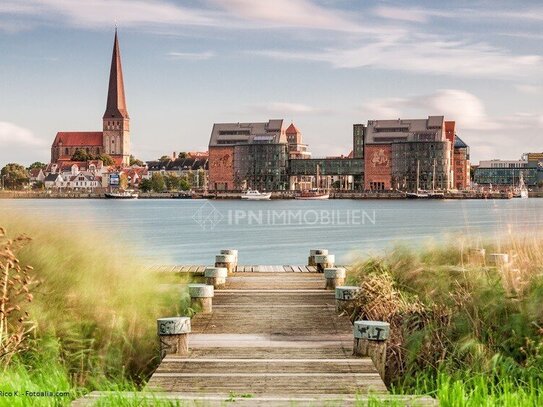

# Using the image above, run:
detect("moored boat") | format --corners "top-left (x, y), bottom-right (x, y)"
top-left (104, 190), bottom-right (138, 199)
top-left (241, 189), bottom-right (271, 200)
top-left (295, 189), bottom-right (329, 200)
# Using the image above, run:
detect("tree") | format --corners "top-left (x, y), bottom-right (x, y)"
top-left (158, 155), bottom-right (171, 163)
top-left (179, 178), bottom-right (191, 191)
top-left (1, 163), bottom-right (29, 190)
top-left (27, 162), bottom-right (46, 170)
top-left (71, 149), bottom-right (92, 162)
top-left (178, 152), bottom-right (188, 159)
top-left (32, 181), bottom-right (45, 190)
top-left (97, 154), bottom-right (115, 166)
top-left (150, 173), bottom-right (166, 192)
top-left (129, 155), bottom-right (144, 167)
top-left (119, 173), bottom-right (129, 190)
top-left (164, 174), bottom-right (180, 191)
top-left (139, 178), bottom-right (152, 192)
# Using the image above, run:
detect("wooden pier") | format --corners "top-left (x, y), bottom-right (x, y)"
top-left (73, 266), bottom-right (436, 406)
top-left (148, 264), bottom-right (350, 274)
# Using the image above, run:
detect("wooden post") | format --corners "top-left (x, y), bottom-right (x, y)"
top-left (204, 267), bottom-right (228, 289)
top-left (215, 254), bottom-right (236, 274)
top-left (308, 249), bottom-right (328, 266)
top-left (157, 317), bottom-right (191, 359)
top-left (220, 249), bottom-right (238, 268)
top-left (314, 254), bottom-right (335, 273)
top-left (324, 267), bottom-right (346, 290)
top-left (488, 253), bottom-right (509, 266)
top-left (353, 320), bottom-right (390, 380)
top-left (468, 248), bottom-right (486, 264)
top-left (335, 286), bottom-right (360, 313)
top-left (188, 284), bottom-right (214, 314)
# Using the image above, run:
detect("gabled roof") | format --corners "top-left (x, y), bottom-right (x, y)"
top-left (44, 174), bottom-right (62, 182)
top-left (53, 132), bottom-right (103, 147)
top-left (285, 123), bottom-right (300, 134)
top-left (454, 135), bottom-right (468, 148)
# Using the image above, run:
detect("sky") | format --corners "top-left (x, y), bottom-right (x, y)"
top-left (1, 0), bottom-right (542, 167)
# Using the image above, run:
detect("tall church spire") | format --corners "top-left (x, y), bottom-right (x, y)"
top-left (103, 28), bottom-right (128, 119)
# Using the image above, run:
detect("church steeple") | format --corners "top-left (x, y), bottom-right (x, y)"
top-left (102, 29), bottom-right (130, 166)
top-left (103, 28), bottom-right (128, 119)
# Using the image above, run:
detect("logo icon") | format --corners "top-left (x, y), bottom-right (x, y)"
top-left (192, 201), bottom-right (223, 231)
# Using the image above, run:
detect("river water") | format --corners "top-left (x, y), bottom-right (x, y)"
top-left (0, 198), bottom-right (540, 264)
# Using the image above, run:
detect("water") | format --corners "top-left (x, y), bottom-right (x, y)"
top-left (0, 198), bottom-right (541, 264)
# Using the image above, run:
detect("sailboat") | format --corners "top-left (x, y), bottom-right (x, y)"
top-left (295, 163), bottom-right (329, 200)
top-left (517, 172), bottom-right (529, 199)
top-left (406, 160), bottom-right (429, 199)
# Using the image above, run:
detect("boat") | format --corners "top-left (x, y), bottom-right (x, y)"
top-left (104, 190), bottom-right (138, 199)
top-left (295, 189), bottom-right (330, 200)
top-left (406, 192), bottom-right (429, 199)
top-left (241, 189), bottom-right (271, 200)
top-left (173, 191), bottom-right (192, 199)
top-left (517, 173), bottom-right (529, 199)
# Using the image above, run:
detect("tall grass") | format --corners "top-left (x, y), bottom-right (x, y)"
top-left (348, 234), bottom-right (543, 404)
top-left (0, 215), bottom-right (190, 405)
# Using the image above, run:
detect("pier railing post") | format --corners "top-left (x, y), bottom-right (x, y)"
top-left (468, 248), bottom-right (486, 265)
top-left (324, 267), bottom-right (346, 290)
top-left (353, 320), bottom-right (390, 380)
top-left (335, 286), bottom-right (360, 313)
top-left (308, 249), bottom-right (328, 266)
top-left (488, 253), bottom-right (510, 266)
top-left (315, 254), bottom-right (335, 273)
top-left (157, 317), bottom-right (191, 359)
top-left (204, 267), bottom-right (228, 289)
top-left (188, 284), bottom-right (214, 313)
top-left (220, 249), bottom-right (238, 268)
top-left (215, 254), bottom-right (236, 274)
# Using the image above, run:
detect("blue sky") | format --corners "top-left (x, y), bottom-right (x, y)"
top-left (1, 0), bottom-right (542, 167)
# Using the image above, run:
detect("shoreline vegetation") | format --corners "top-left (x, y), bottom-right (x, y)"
top-left (1, 217), bottom-right (542, 406)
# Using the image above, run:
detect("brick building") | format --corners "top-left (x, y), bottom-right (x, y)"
top-left (50, 29), bottom-right (131, 167)
top-left (208, 120), bottom-right (289, 191)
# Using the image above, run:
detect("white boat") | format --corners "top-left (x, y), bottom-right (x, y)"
top-left (518, 173), bottom-right (529, 199)
top-left (295, 189), bottom-right (329, 200)
top-left (241, 189), bottom-right (271, 200)
top-left (104, 190), bottom-right (138, 199)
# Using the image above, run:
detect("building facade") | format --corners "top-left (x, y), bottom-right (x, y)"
top-left (208, 120), bottom-right (288, 191)
top-left (51, 30), bottom-right (131, 167)
top-left (474, 159), bottom-right (537, 188)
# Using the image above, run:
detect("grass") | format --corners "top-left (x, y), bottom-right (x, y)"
top-left (348, 234), bottom-right (543, 406)
top-left (0, 216), bottom-right (192, 405)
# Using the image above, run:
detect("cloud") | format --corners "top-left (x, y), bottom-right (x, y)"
top-left (167, 51), bottom-right (215, 61)
top-left (372, 6), bottom-right (449, 23)
top-left (254, 34), bottom-right (543, 79)
top-left (250, 102), bottom-right (332, 116)
top-left (0, 122), bottom-right (45, 147)
top-left (515, 84), bottom-right (543, 95)
top-left (362, 89), bottom-right (498, 131)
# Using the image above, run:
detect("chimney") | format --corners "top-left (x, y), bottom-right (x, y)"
top-left (172, 151), bottom-right (177, 160)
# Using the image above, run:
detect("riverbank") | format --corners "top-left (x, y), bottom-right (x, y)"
top-left (2, 190), bottom-right (541, 199)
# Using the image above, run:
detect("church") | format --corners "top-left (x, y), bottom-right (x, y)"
top-left (51, 30), bottom-right (131, 167)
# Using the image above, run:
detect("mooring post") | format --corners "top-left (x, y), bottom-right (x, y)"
top-left (335, 286), bottom-right (360, 313)
top-left (353, 320), bottom-right (390, 380)
top-left (324, 267), bottom-right (346, 289)
top-left (220, 249), bottom-right (238, 268)
top-left (204, 267), bottom-right (228, 289)
top-left (157, 317), bottom-right (191, 359)
top-left (315, 254), bottom-right (335, 272)
top-left (308, 249), bottom-right (328, 266)
top-left (468, 248), bottom-right (486, 264)
top-left (488, 253), bottom-right (509, 266)
top-left (215, 254), bottom-right (236, 274)
top-left (188, 284), bottom-right (214, 313)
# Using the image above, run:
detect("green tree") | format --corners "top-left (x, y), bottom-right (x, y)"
top-left (178, 152), bottom-right (187, 159)
top-left (139, 178), bottom-right (152, 192)
top-left (27, 162), bottom-right (47, 170)
top-left (97, 154), bottom-right (115, 166)
top-left (1, 163), bottom-right (29, 190)
top-left (150, 173), bottom-right (166, 192)
top-left (129, 155), bottom-right (144, 167)
top-left (179, 178), bottom-right (191, 191)
top-left (164, 174), bottom-right (180, 191)
top-left (32, 181), bottom-right (45, 190)
top-left (158, 155), bottom-right (171, 163)
top-left (71, 149), bottom-right (92, 162)
top-left (119, 173), bottom-right (129, 190)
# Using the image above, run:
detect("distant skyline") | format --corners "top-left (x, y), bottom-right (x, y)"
top-left (1, 0), bottom-right (543, 167)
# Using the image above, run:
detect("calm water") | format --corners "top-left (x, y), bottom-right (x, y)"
top-left (0, 198), bottom-right (541, 264)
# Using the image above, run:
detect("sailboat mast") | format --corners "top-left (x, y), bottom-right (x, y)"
top-left (416, 159), bottom-right (420, 193)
